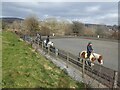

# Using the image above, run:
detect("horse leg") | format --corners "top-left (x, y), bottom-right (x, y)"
top-left (91, 63), bottom-right (94, 66)
top-left (78, 57), bottom-right (80, 61)
top-left (80, 58), bottom-right (83, 63)
top-left (88, 61), bottom-right (91, 67)
top-left (85, 60), bottom-right (88, 66)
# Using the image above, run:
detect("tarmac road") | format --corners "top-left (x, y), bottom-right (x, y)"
top-left (51, 38), bottom-right (118, 71)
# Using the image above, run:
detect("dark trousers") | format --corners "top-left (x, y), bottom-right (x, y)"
top-left (46, 41), bottom-right (49, 46)
top-left (87, 52), bottom-right (91, 58)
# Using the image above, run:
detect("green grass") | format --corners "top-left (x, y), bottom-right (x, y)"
top-left (2, 31), bottom-right (85, 88)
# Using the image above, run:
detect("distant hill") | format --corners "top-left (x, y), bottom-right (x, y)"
top-left (85, 23), bottom-right (118, 31)
top-left (1, 17), bottom-right (24, 24)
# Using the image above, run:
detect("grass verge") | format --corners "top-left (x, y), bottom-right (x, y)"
top-left (2, 31), bottom-right (85, 88)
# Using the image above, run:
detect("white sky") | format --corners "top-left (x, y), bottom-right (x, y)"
top-left (1, 0), bottom-right (120, 2)
top-left (1, 0), bottom-right (119, 25)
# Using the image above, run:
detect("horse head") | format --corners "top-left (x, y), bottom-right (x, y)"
top-left (97, 55), bottom-right (103, 65)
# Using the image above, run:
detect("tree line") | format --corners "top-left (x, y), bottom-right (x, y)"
top-left (1, 15), bottom-right (119, 40)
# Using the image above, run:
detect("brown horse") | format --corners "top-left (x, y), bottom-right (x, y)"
top-left (79, 51), bottom-right (103, 66)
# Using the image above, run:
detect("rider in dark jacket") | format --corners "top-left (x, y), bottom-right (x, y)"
top-left (87, 42), bottom-right (93, 58)
top-left (46, 35), bottom-right (49, 46)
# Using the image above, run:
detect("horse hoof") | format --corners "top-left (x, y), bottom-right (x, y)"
top-left (91, 63), bottom-right (94, 66)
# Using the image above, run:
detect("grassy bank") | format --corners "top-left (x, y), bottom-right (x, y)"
top-left (2, 31), bottom-right (84, 88)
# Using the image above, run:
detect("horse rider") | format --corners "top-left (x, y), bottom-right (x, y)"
top-left (46, 35), bottom-right (49, 46)
top-left (87, 41), bottom-right (93, 59)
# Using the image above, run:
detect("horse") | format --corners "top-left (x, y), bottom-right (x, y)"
top-left (43, 39), bottom-right (54, 48)
top-left (31, 33), bottom-right (42, 45)
top-left (79, 51), bottom-right (103, 67)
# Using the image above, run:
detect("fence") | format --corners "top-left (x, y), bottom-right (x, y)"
top-left (19, 34), bottom-right (119, 88)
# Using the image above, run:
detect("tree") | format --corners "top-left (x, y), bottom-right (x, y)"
top-left (12, 21), bottom-right (21, 31)
top-left (23, 15), bottom-right (40, 36)
top-left (64, 23), bottom-right (73, 35)
top-left (41, 18), bottom-right (72, 36)
top-left (56, 20), bottom-right (72, 36)
top-left (111, 30), bottom-right (118, 39)
top-left (40, 26), bottom-right (50, 36)
top-left (72, 21), bottom-right (85, 36)
top-left (84, 27), bottom-right (96, 37)
top-left (44, 17), bottom-right (58, 35)
top-left (2, 21), bottom-right (8, 30)
top-left (95, 25), bottom-right (107, 38)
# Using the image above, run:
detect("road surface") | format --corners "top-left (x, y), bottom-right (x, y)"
top-left (51, 38), bottom-right (118, 71)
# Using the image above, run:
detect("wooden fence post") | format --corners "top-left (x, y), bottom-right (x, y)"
top-left (55, 48), bottom-right (58, 58)
top-left (66, 52), bottom-right (69, 68)
top-left (82, 58), bottom-right (86, 88)
top-left (37, 40), bottom-right (39, 47)
top-left (48, 46), bottom-right (50, 55)
top-left (42, 42), bottom-right (43, 51)
top-left (82, 58), bottom-right (85, 82)
top-left (113, 71), bottom-right (118, 88)
top-left (67, 52), bottom-right (69, 61)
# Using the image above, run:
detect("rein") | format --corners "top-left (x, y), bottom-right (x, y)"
top-left (91, 53), bottom-right (96, 58)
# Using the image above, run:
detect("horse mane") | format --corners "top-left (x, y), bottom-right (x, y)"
top-left (81, 50), bottom-right (87, 53)
top-left (92, 53), bottom-right (101, 59)
top-left (98, 55), bottom-right (103, 63)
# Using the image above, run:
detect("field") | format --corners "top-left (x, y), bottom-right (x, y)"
top-left (2, 31), bottom-right (84, 88)
top-left (51, 38), bottom-right (118, 71)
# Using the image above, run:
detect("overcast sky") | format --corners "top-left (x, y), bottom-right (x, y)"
top-left (1, 2), bottom-right (118, 25)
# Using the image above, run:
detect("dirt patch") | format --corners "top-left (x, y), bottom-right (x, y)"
top-left (44, 64), bottom-right (52, 70)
